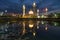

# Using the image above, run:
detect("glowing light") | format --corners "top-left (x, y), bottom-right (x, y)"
top-left (38, 16), bottom-right (40, 18)
top-left (45, 8), bottom-right (48, 12)
top-left (45, 27), bottom-right (48, 31)
top-left (41, 21), bottom-right (44, 24)
top-left (37, 9), bottom-right (40, 18)
top-left (55, 14), bottom-right (57, 16)
top-left (23, 5), bottom-right (25, 9)
top-left (12, 14), bottom-right (16, 16)
top-left (41, 15), bottom-right (44, 18)
top-left (22, 22), bottom-right (26, 35)
top-left (54, 14), bottom-right (57, 18)
top-left (37, 21), bottom-right (40, 29)
top-left (29, 10), bottom-right (34, 14)
top-left (29, 24), bottom-right (34, 28)
top-left (54, 22), bottom-right (57, 26)
top-left (5, 10), bottom-right (7, 12)
top-left (33, 32), bottom-right (36, 36)
top-left (44, 16), bottom-right (47, 18)
top-left (22, 29), bottom-right (25, 35)
top-left (37, 9), bottom-right (39, 12)
top-left (37, 26), bottom-right (39, 29)
top-left (33, 2), bottom-right (36, 7)
top-left (0, 12), bottom-right (4, 16)
top-left (23, 5), bottom-right (26, 16)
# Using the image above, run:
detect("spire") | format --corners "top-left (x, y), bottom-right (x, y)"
top-left (23, 5), bottom-right (26, 16)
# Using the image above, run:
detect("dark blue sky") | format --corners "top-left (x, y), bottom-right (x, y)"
top-left (0, 0), bottom-right (60, 13)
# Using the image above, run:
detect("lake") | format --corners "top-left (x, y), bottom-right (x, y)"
top-left (0, 20), bottom-right (60, 40)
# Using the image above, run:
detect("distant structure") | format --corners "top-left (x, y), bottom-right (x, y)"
top-left (5, 10), bottom-right (7, 13)
top-left (23, 5), bottom-right (26, 17)
top-left (0, 12), bottom-right (4, 16)
top-left (5, 10), bottom-right (7, 14)
top-left (37, 9), bottom-right (40, 18)
top-left (29, 10), bottom-right (34, 15)
top-left (44, 8), bottom-right (48, 15)
top-left (33, 2), bottom-right (37, 15)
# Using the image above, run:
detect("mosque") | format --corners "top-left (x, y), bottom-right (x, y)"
top-left (22, 1), bottom-right (48, 18)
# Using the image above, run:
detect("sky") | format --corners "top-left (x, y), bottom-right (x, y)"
top-left (0, 0), bottom-right (60, 13)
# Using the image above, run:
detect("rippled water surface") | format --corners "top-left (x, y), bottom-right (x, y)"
top-left (0, 20), bottom-right (60, 40)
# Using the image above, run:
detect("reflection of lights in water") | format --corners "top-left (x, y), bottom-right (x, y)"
top-left (29, 24), bottom-right (34, 28)
top-left (41, 21), bottom-right (44, 24)
top-left (7, 22), bottom-right (10, 24)
top-left (23, 29), bottom-right (25, 35)
top-left (5, 29), bottom-right (7, 32)
top-left (45, 27), bottom-right (48, 31)
top-left (22, 22), bottom-right (26, 35)
top-left (37, 26), bottom-right (39, 29)
top-left (54, 22), bottom-right (57, 26)
top-left (5, 24), bottom-right (8, 28)
top-left (45, 25), bottom-right (48, 31)
top-left (12, 24), bottom-right (14, 27)
top-left (33, 32), bottom-right (36, 36)
top-left (37, 21), bottom-right (40, 29)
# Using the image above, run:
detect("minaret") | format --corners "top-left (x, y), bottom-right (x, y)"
top-left (45, 8), bottom-right (48, 15)
top-left (5, 10), bottom-right (7, 15)
top-left (23, 5), bottom-right (25, 17)
top-left (33, 2), bottom-right (36, 15)
top-left (37, 9), bottom-right (40, 18)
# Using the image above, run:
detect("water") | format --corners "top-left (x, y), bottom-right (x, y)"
top-left (0, 20), bottom-right (60, 40)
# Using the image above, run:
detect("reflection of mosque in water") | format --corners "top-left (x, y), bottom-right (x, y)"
top-left (1, 21), bottom-right (58, 40)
